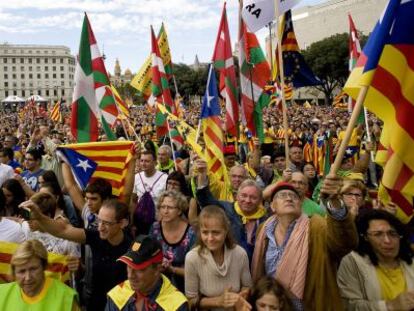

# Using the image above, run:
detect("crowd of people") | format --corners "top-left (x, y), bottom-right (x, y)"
top-left (0, 100), bottom-right (413, 311)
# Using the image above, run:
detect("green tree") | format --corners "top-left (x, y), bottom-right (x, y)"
top-left (302, 32), bottom-right (367, 104)
top-left (172, 63), bottom-right (209, 102)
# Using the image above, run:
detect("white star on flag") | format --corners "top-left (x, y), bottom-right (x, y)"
top-left (76, 159), bottom-right (93, 172)
top-left (345, 148), bottom-right (353, 155)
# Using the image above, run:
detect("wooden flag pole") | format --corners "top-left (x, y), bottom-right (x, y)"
top-left (273, 0), bottom-right (290, 168)
top-left (329, 85), bottom-right (368, 176)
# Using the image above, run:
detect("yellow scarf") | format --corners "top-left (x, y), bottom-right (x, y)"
top-left (234, 202), bottom-right (267, 224)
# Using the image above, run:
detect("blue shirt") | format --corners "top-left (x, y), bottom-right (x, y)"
top-left (21, 168), bottom-right (44, 191)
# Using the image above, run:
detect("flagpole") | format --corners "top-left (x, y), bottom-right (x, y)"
top-left (273, 0), bottom-right (290, 167)
top-left (268, 21), bottom-right (274, 77)
top-left (330, 85), bottom-right (368, 176)
top-left (164, 112), bottom-right (178, 170)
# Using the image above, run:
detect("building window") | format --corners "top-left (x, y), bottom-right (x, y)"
top-left (20, 58), bottom-right (24, 63)
top-left (62, 89), bottom-right (65, 96)
top-left (53, 73), bottom-right (56, 78)
top-left (12, 66), bottom-right (16, 71)
top-left (44, 58), bottom-right (48, 63)
top-left (28, 58), bottom-right (32, 63)
top-left (13, 90), bottom-right (17, 96)
top-left (12, 58), bottom-right (16, 63)
top-left (60, 58), bottom-right (64, 64)
top-left (21, 74), bottom-right (25, 79)
top-left (36, 66), bottom-right (41, 71)
top-left (60, 66), bottom-right (64, 71)
top-left (61, 81), bottom-right (64, 86)
top-left (12, 74), bottom-right (16, 79)
top-left (46, 90), bottom-right (50, 96)
top-left (45, 73), bottom-right (49, 78)
top-left (3, 66), bottom-right (7, 71)
top-left (20, 66), bottom-right (24, 71)
top-left (53, 89), bottom-right (57, 96)
top-left (37, 73), bottom-right (41, 79)
top-left (3, 74), bottom-right (7, 79)
top-left (45, 66), bottom-right (48, 71)
top-left (3, 58), bottom-right (7, 63)
top-left (4, 91), bottom-right (8, 97)
top-left (22, 90), bottom-right (25, 97)
top-left (29, 73), bottom-right (33, 79)
top-left (4, 82), bottom-right (8, 88)
top-left (29, 82), bottom-right (33, 87)
top-left (61, 73), bottom-right (64, 78)
top-left (12, 82), bottom-right (17, 88)
top-left (29, 66), bottom-right (32, 71)
top-left (36, 58), bottom-right (40, 64)
top-left (52, 66), bottom-right (56, 71)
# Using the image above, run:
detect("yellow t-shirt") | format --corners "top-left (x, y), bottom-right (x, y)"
top-left (264, 128), bottom-right (275, 144)
top-left (376, 265), bottom-right (407, 301)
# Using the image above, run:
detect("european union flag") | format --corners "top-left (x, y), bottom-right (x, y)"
top-left (281, 10), bottom-right (321, 87)
top-left (56, 147), bottom-right (97, 189)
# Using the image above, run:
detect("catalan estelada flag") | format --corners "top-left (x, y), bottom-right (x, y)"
top-left (57, 141), bottom-right (134, 197)
top-left (344, 0), bottom-right (414, 222)
top-left (200, 65), bottom-right (228, 183)
top-left (0, 241), bottom-right (70, 284)
top-left (50, 100), bottom-right (62, 122)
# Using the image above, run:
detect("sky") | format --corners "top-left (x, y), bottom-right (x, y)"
top-left (0, 0), bottom-right (325, 75)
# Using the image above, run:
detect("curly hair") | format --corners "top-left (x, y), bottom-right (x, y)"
top-left (356, 209), bottom-right (413, 265)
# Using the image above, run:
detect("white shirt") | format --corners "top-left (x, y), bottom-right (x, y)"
top-left (133, 170), bottom-right (168, 204)
top-left (21, 222), bottom-right (81, 257)
top-left (0, 218), bottom-right (26, 243)
top-left (0, 163), bottom-right (14, 186)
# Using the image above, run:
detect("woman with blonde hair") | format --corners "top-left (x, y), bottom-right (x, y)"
top-left (185, 205), bottom-right (252, 310)
top-left (0, 240), bottom-right (79, 310)
top-left (149, 190), bottom-right (196, 292)
top-left (340, 179), bottom-right (368, 217)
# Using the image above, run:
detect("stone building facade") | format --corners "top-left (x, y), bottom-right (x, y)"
top-left (0, 44), bottom-right (75, 104)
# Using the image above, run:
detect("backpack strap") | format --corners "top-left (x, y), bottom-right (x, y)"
top-left (138, 172), bottom-right (165, 194)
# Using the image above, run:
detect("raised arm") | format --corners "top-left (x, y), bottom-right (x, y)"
top-left (62, 162), bottom-right (86, 212)
top-left (21, 200), bottom-right (86, 244)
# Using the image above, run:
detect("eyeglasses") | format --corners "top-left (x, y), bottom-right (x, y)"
top-left (343, 192), bottom-right (363, 198)
top-left (97, 218), bottom-right (119, 227)
top-left (366, 230), bottom-right (402, 240)
top-left (275, 192), bottom-right (299, 201)
top-left (159, 205), bottom-right (177, 211)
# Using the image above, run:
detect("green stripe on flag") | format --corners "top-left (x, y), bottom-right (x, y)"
top-left (93, 71), bottom-right (109, 85)
top-left (248, 47), bottom-right (267, 65)
top-left (253, 93), bottom-right (270, 143)
top-left (77, 97), bottom-right (92, 142)
top-left (213, 60), bottom-right (225, 70)
top-left (79, 20), bottom-right (92, 75)
top-left (101, 117), bottom-right (116, 140)
top-left (99, 95), bottom-right (116, 109)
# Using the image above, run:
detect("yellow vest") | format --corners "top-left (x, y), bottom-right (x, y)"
top-left (107, 274), bottom-right (187, 311)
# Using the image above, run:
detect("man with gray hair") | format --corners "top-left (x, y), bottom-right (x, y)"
top-left (195, 159), bottom-right (268, 261)
top-left (156, 145), bottom-right (175, 174)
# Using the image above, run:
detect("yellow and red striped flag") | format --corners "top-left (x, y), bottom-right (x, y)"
top-left (58, 141), bottom-right (134, 197)
top-left (50, 100), bottom-right (62, 122)
top-left (343, 0), bottom-right (414, 222)
top-left (0, 241), bottom-right (70, 284)
top-left (110, 85), bottom-right (130, 118)
top-left (200, 65), bottom-right (228, 184)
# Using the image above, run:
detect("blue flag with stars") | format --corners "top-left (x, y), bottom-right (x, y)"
top-left (200, 64), bottom-right (221, 119)
top-left (281, 10), bottom-right (321, 87)
top-left (56, 147), bottom-right (97, 189)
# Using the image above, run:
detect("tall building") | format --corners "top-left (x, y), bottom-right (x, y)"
top-left (265, 0), bottom-right (388, 62)
top-left (109, 58), bottom-right (133, 87)
top-left (0, 44), bottom-right (76, 104)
